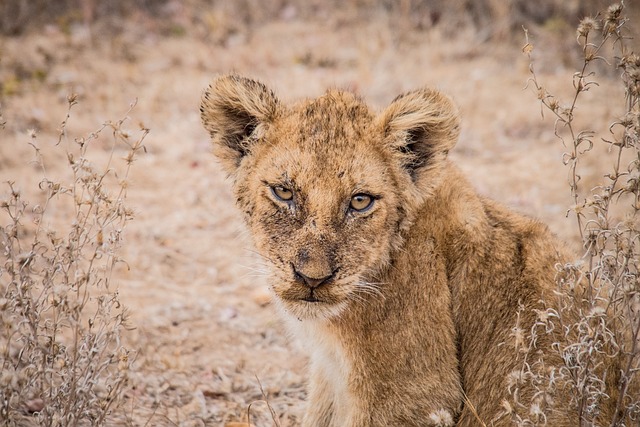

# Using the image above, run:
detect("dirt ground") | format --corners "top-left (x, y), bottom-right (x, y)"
top-left (0, 8), bottom-right (635, 426)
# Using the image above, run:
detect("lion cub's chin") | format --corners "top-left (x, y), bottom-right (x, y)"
top-left (273, 296), bottom-right (349, 321)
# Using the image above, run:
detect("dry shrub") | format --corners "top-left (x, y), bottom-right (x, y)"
top-left (0, 96), bottom-right (147, 426)
top-left (510, 3), bottom-right (640, 425)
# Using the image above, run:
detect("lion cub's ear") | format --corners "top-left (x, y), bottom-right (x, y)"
top-left (378, 88), bottom-right (460, 181)
top-left (200, 74), bottom-right (280, 174)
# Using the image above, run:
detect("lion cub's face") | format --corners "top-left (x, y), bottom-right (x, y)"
top-left (201, 75), bottom-right (460, 320)
top-left (242, 104), bottom-right (402, 320)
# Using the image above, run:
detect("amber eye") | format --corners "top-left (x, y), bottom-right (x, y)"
top-left (350, 193), bottom-right (374, 212)
top-left (271, 186), bottom-right (293, 202)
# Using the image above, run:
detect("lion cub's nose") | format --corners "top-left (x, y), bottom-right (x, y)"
top-left (294, 269), bottom-right (335, 289)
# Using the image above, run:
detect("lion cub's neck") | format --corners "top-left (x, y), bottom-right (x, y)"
top-left (284, 316), bottom-right (355, 423)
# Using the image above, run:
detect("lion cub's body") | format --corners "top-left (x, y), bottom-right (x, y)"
top-left (200, 75), bottom-right (631, 426)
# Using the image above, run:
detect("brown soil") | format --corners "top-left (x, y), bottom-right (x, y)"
top-left (0, 12), bottom-right (630, 426)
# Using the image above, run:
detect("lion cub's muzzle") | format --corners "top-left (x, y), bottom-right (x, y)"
top-left (275, 262), bottom-right (348, 319)
top-left (291, 262), bottom-right (338, 302)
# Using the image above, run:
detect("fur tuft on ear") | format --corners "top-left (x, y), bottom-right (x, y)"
top-left (200, 74), bottom-right (280, 175)
top-left (379, 88), bottom-right (460, 181)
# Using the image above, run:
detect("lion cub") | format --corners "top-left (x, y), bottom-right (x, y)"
top-left (200, 75), bottom-right (629, 426)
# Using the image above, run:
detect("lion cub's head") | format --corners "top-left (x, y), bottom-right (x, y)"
top-left (201, 75), bottom-right (459, 320)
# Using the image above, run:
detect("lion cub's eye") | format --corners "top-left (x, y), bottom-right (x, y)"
top-left (350, 193), bottom-right (374, 212)
top-left (271, 185), bottom-right (294, 202)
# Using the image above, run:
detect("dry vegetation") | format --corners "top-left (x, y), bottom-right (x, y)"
top-left (509, 5), bottom-right (640, 425)
top-left (0, 1), bottom-right (639, 426)
top-left (0, 98), bottom-right (146, 426)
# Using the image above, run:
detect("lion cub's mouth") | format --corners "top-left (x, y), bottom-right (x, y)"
top-left (281, 284), bottom-right (340, 305)
top-left (302, 293), bottom-right (320, 303)
top-left (273, 270), bottom-right (353, 319)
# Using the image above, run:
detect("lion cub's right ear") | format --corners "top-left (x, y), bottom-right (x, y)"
top-left (200, 74), bottom-right (280, 175)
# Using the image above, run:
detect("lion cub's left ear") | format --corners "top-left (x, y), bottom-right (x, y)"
top-left (378, 88), bottom-right (460, 182)
top-left (200, 74), bottom-right (280, 175)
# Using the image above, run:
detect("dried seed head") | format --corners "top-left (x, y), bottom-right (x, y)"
top-left (603, 3), bottom-right (624, 35)
top-left (577, 17), bottom-right (598, 39)
top-left (620, 53), bottom-right (640, 68)
top-left (529, 402), bottom-right (544, 418)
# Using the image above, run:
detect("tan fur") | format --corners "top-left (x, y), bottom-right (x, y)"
top-left (200, 74), bottom-right (636, 426)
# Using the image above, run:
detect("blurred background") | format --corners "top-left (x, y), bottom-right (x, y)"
top-left (0, 0), bottom-right (626, 39)
top-left (0, 1), bottom-right (636, 426)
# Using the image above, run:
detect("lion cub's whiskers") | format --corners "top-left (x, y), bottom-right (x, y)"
top-left (356, 281), bottom-right (386, 299)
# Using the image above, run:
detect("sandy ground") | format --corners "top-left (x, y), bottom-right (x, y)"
top-left (0, 10), bottom-right (633, 426)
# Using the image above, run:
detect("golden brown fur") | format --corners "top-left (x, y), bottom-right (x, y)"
top-left (200, 74), bottom-right (635, 426)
